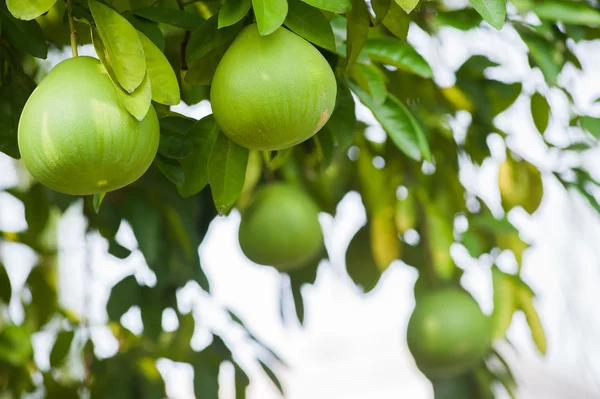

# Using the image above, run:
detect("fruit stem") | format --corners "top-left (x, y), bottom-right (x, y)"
top-left (67, 0), bottom-right (78, 57)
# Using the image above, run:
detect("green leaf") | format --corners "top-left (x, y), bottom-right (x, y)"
top-left (139, 286), bottom-right (162, 340)
top-left (50, 330), bottom-right (74, 368)
top-left (351, 63), bottom-right (387, 105)
top-left (468, 0), bottom-right (505, 30)
top-left (0, 325), bottom-right (33, 366)
top-left (185, 46), bottom-right (228, 86)
top-left (435, 8), bottom-right (482, 30)
top-left (7, 0), bottom-right (58, 20)
top-left (284, 0), bottom-right (335, 51)
top-left (486, 81), bottom-right (521, 117)
top-left (371, 0), bottom-right (390, 25)
top-left (491, 266), bottom-right (517, 340)
top-left (346, 227), bottom-right (381, 293)
top-left (519, 29), bottom-right (561, 86)
top-left (0, 9), bottom-right (47, 58)
top-left (89, 0), bottom-right (146, 93)
top-left (192, 351), bottom-right (220, 399)
top-left (258, 360), bottom-right (284, 394)
top-left (138, 32), bottom-right (180, 105)
top-left (351, 83), bottom-right (430, 162)
top-left (363, 38), bottom-right (432, 78)
top-left (186, 15), bottom-right (243, 63)
top-left (531, 92), bottom-right (550, 133)
top-left (107, 275), bottom-right (139, 321)
top-left (155, 155), bottom-right (185, 185)
top-left (219, 0), bottom-right (252, 28)
top-left (128, 15), bottom-right (165, 51)
top-left (108, 239), bottom-right (132, 259)
top-left (423, 199), bottom-right (455, 281)
top-left (133, 7), bottom-right (204, 30)
top-left (0, 262), bottom-right (11, 304)
top-left (235, 364), bottom-right (250, 399)
top-left (346, 0), bottom-right (369, 71)
top-left (581, 116), bottom-right (600, 138)
top-left (178, 115), bottom-right (220, 197)
top-left (517, 281), bottom-right (547, 354)
top-left (371, 209), bottom-right (401, 271)
top-left (300, 0), bottom-right (349, 13)
top-left (533, 1), bottom-right (600, 27)
top-left (382, 1), bottom-right (410, 39)
top-left (0, 74), bottom-right (34, 159)
top-left (208, 133), bottom-right (249, 215)
top-left (394, 0), bottom-right (419, 13)
top-left (168, 312), bottom-right (195, 361)
top-left (158, 133), bottom-right (193, 159)
top-left (253, 0), bottom-right (288, 36)
top-left (93, 192), bottom-right (105, 213)
top-left (324, 82), bottom-right (356, 150)
top-left (25, 265), bottom-right (58, 329)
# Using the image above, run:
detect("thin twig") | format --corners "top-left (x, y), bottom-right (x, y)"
top-left (67, 0), bottom-right (78, 57)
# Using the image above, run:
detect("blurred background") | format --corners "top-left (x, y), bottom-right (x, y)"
top-left (3, 2), bottom-right (600, 395)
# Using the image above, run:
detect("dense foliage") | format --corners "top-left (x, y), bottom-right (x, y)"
top-left (1, 0), bottom-right (600, 397)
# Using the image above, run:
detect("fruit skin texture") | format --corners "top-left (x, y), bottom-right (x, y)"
top-left (210, 24), bottom-right (337, 151)
top-left (407, 288), bottom-right (492, 378)
top-left (18, 56), bottom-right (159, 196)
top-left (238, 183), bottom-right (323, 271)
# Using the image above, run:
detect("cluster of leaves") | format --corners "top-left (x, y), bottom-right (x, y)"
top-left (1, 0), bottom-right (600, 397)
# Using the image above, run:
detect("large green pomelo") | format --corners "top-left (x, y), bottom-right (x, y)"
top-left (18, 56), bottom-right (159, 195)
top-left (406, 288), bottom-right (492, 378)
top-left (238, 183), bottom-right (323, 271)
top-left (210, 24), bottom-right (337, 151)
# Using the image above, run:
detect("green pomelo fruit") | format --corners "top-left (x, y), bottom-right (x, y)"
top-left (407, 288), bottom-right (492, 378)
top-left (238, 183), bottom-right (323, 271)
top-left (210, 24), bottom-right (337, 151)
top-left (18, 56), bottom-right (159, 195)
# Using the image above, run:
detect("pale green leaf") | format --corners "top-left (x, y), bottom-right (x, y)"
top-left (517, 282), bottom-right (547, 354)
top-left (284, 0), bottom-right (336, 51)
top-left (351, 63), bottom-right (387, 105)
top-left (363, 37), bottom-right (432, 78)
top-left (468, 0), bottom-right (506, 30)
top-left (7, 0), bottom-right (58, 20)
top-left (219, 0), bottom-right (252, 28)
top-left (533, 1), bottom-right (600, 27)
top-left (491, 266), bottom-right (517, 340)
top-left (394, 0), bottom-right (419, 14)
top-left (300, 0), bottom-right (350, 13)
top-left (89, 0), bottom-right (146, 92)
top-left (383, 1), bottom-right (410, 39)
top-left (138, 32), bottom-right (180, 105)
top-left (253, 0), bottom-right (288, 36)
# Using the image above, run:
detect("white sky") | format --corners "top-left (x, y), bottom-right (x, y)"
top-left (2, 11), bottom-right (600, 399)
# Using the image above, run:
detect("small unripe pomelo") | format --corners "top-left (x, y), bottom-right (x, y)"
top-left (210, 24), bottom-right (337, 151)
top-left (18, 56), bottom-right (159, 195)
top-left (407, 288), bottom-right (491, 378)
top-left (238, 183), bottom-right (323, 271)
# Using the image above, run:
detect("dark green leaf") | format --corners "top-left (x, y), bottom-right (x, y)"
top-left (300, 0), bottom-right (350, 13)
top-left (346, 0), bottom-right (369, 71)
top-left (124, 196), bottom-right (161, 266)
top-left (107, 275), bottom-right (139, 321)
top-left (6, 0), bottom-right (58, 20)
top-left (364, 38), bottom-right (432, 78)
top-left (192, 352), bottom-right (220, 399)
top-left (140, 286), bottom-right (162, 340)
top-left (315, 126), bottom-right (335, 168)
top-left (253, 0), bottom-right (288, 36)
top-left (44, 376), bottom-right (80, 399)
top-left (23, 184), bottom-right (50, 233)
top-left (468, 0), bottom-right (506, 30)
top-left (155, 155), bottom-right (185, 185)
top-left (235, 364), bottom-right (249, 399)
top-left (284, 0), bottom-right (336, 51)
top-left (0, 9), bottom-right (47, 58)
top-left (533, 1), bottom-right (600, 27)
top-left (219, 0), bottom-right (252, 28)
top-left (133, 7), bottom-right (204, 30)
top-left (324, 82), bottom-right (356, 150)
top-left (89, 0), bottom-right (146, 93)
top-left (486, 81), bottom-right (521, 117)
top-left (531, 92), bottom-right (550, 133)
top-left (371, 0), bottom-right (390, 25)
top-left (25, 265), bottom-right (57, 329)
top-left (208, 133), bottom-right (249, 215)
top-left (168, 311), bottom-right (195, 361)
top-left (185, 46), bottom-right (228, 86)
top-left (158, 132), bottom-right (193, 159)
top-left (108, 239), bottom-right (132, 259)
top-left (346, 227), bottom-right (381, 293)
top-left (258, 360), bottom-right (284, 394)
top-left (0, 74), bottom-right (35, 159)
top-left (0, 262), bottom-right (10, 304)
top-left (178, 115), bottom-right (220, 197)
top-left (435, 8), bottom-right (482, 30)
top-left (351, 82), bottom-right (430, 161)
top-left (186, 15), bottom-right (243, 63)
top-left (50, 330), bottom-right (74, 368)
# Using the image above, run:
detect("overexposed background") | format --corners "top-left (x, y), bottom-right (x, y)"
top-left (2, 1), bottom-right (600, 397)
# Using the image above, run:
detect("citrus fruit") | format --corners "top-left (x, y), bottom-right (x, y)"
top-left (406, 288), bottom-right (491, 377)
top-left (210, 24), bottom-right (337, 151)
top-left (238, 183), bottom-right (323, 271)
top-left (18, 56), bottom-right (159, 195)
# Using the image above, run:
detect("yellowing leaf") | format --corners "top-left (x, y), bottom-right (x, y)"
top-left (137, 32), bottom-right (180, 106)
top-left (498, 157), bottom-right (543, 214)
top-left (89, 0), bottom-right (146, 93)
top-left (517, 282), bottom-right (547, 354)
top-left (371, 207), bottom-right (401, 271)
